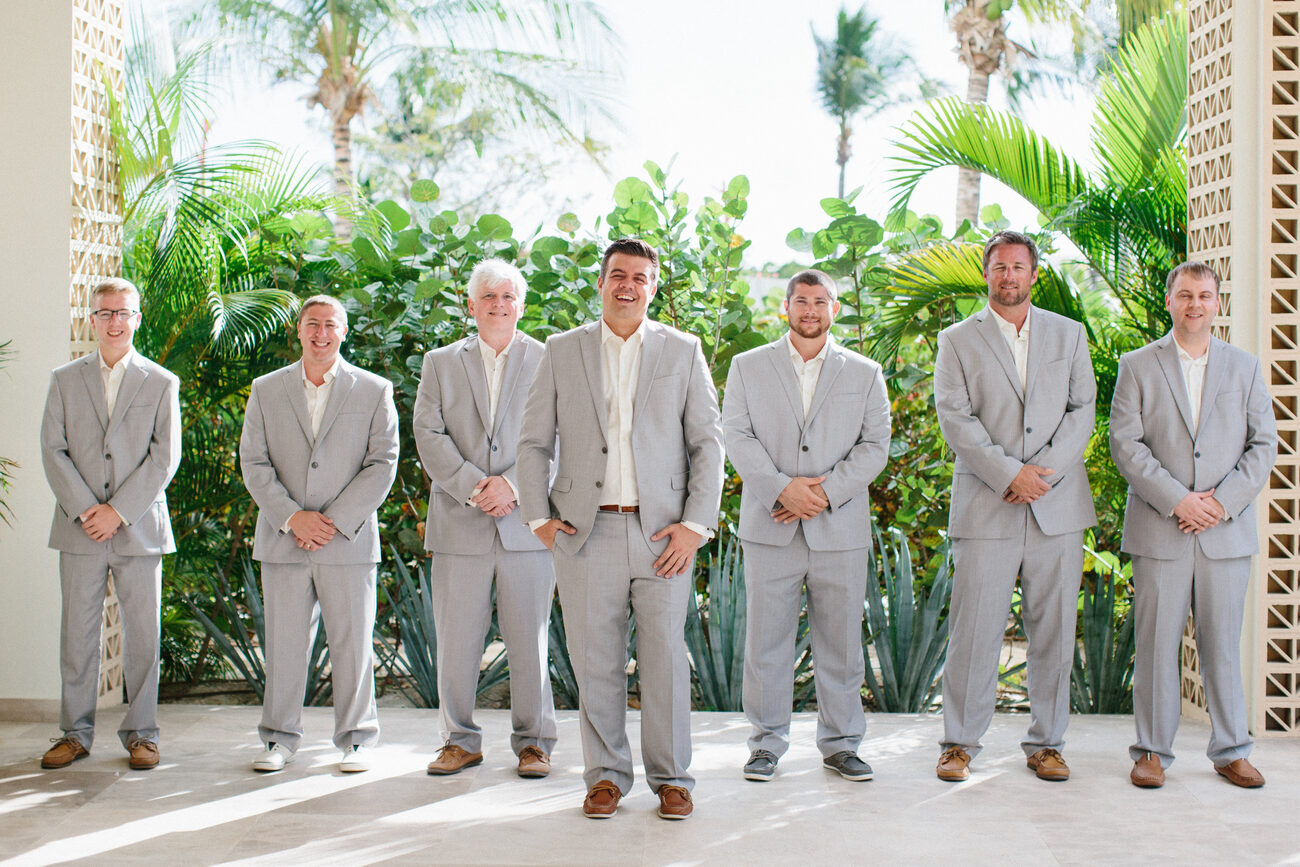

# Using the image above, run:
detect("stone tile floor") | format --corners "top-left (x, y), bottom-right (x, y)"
top-left (0, 707), bottom-right (1296, 865)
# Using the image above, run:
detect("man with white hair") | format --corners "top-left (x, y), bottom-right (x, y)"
top-left (414, 258), bottom-right (557, 777)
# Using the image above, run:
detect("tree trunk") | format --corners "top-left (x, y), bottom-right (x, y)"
top-left (332, 114), bottom-right (354, 238)
top-left (955, 66), bottom-right (990, 230)
top-left (837, 120), bottom-right (851, 200)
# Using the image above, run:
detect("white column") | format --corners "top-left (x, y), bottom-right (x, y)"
top-left (0, 4), bottom-right (74, 714)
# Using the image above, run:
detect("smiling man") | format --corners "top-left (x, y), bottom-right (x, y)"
top-left (722, 269), bottom-right (890, 784)
top-left (40, 278), bottom-right (181, 771)
top-left (1110, 262), bottom-right (1276, 789)
top-left (933, 231), bottom-right (1097, 783)
top-left (240, 295), bottom-right (398, 774)
top-left (517, 237), bottom-right (724, 820)
top-left (414, 259), bottom-right (557, 778)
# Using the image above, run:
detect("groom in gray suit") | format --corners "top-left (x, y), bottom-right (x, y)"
top-left (40, 277), bottom-right (181, 771)
top-left (722, 269), bottom-right (890, 783)
top-left (1110, 262), bottom-right (1276, 789)
top-left (934, 231), bottom-right (1097, 782)
top-left (518, 237), bottom-right (724, 821)
top-left (240, 295), bottom-right (398, 774)
top-left (415, 258), bottom-right (557, 778)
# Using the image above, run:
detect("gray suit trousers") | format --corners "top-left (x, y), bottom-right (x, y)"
top-left (742, 529), bottom-right (867, 758)
top-left (431, 541), bottom-right (557, 756)
top-left (59, 552), bottom-right (161, 749)
top-left (943, 515), bottom-right (1082, 758)
top-left (554, 511), bottom-right (693, 795)
top-left (1130, 550), bottom-right (1252, 768)
top-left (259, 562), bottom-right (379, 752)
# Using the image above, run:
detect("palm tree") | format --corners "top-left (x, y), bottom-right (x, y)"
top-left (192, 0), bottom-right (616, 233)
top-left (813, 4), bottom-right (929, 200)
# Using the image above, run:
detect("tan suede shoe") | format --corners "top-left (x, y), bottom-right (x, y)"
top-left (1027, 748), bottom-right (1070, 781)
top-left (426, 744), bottom-right (483, 775)
top-left (41, 737), bottom-right (89, 769)
top-left (582, 779), bottom-right (622, 819)
top-left (517, 745), bottom-right (550, 778)
top-left (127, 739), bottom-right (159, 770)
top-left (1130, 751), bottom-right (1165, 788)
top-left (936, 746), bottom-right (971, 782)
top-left (1215, 758), bottom-right (1265, 788)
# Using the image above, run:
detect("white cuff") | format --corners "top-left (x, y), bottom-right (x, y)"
top-left (681, 520), bottom-right (713, 540)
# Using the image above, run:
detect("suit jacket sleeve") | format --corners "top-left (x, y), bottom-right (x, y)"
top-left (413, 352), bottom-right (487, 503)
top-left (1108, 355), bottom-right (1189, 516)
top-left (517, 343), bottom-right (558, 524)
top-left (721, 358), bottom-right (792, 511)
top-left (680, 339), bottom-right (725, 530)
top-left (108, 373), bottom-right (182, 524)
top-left (1024, 321), bottom-right (1096, 485)
top-left (934, 329), bottom-right (1023, 495)
top-left (240, 381), bottom-right (305, 533)
top-left (1211, 356), bottom-right (1277, 517)
top-left (821, 362), bottom-right (891, 510)
top-left (40, 372), bottom-right (100, 519)
top-left (322, 380), bottom-right (400, 540)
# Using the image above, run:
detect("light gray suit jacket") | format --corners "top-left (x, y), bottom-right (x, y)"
top-left (41, 352), bottom-right (181, 556)
top-left (517, 319), bottom-right (724, 556)
top-left (1109, 334), bottom-right (1276, 560)
top-left (723, 337), bottom-right (891, 551)
top-left (934, 305), bottom-right (1097, 539)
top-left (240, 358), bottom-right (399, 565)
top-left (414, 332), bottom-right (546, 555)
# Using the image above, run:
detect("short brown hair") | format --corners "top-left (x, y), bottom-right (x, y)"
top-left (92, 277), bottom-right (141, 310)
top-left (982, 230), bottom-right (1039, 273)
top-left (785, 269), bottom-right (839, 304)
top-left (1165, 261), bottom-right (1221, 295)
top-left (600, 237), bottom-right (659, 281)
top-left (297, 294), bottom-right (348, 327)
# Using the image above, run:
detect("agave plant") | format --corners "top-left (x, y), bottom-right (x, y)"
top-left (1070, 544), bottom-right (1136, 713)
top-left (685, 538), bottom-right (746, 712)
top-left (882, 9), bottom-right (1187, 356)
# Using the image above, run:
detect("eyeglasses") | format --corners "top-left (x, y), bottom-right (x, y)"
top-left (91, 309), bottom-right (139, 322)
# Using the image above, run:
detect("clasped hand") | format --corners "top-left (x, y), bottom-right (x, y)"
top-left (1174, 488), bottom-right (1225, 534)
top-left (289, 510), bottom-right (336, 550)
top-left (1003, 464), bottom-right (1053, 504)
top-left (772, 475), bottom-right (828, 524)
top-left (471, 476), bottom-right (516, 517)
top-left (79, 503), bottom-right (123, 542)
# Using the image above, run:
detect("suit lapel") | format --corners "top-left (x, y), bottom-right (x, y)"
top-left (491, 333), bottom-right (529, 438)
top-left (975, 308), bottom-right (1024, 402)
top-left (632, 322), bottom-right (667, 422)
top-left (805, 344), bottom-right (846, 427)
top-left (766, 339), bottom-right (806, 426)
top-left (314, 361), bottom-right (356, 445)
top-left (460, 335), bottom-right (493, 435)
top-left (1194, 338), bottom-right (1227, 439)
top-left (1023, 309), bottom-right (1044, 404)
top-left (578, 323), bottom-right (609, 443)
top-left (78, 355), bottom-right (109, 431)
top-left (280, 362), bottom-right (314, 444)
top-left (1155, 335), bottom-right (1196, 438)
top-left (105, 363), bottom-right (147, 439)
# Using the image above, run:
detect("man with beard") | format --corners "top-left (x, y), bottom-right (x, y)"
top-left (933, 231), bottom-right (1097, 782)
top-left (722, 269), bottom-right (890, 783)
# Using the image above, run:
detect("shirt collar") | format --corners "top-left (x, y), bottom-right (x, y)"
top-left (990, 305), bottom-right (1030, 339)
top-left (600, 317), bottom-right (647, 346)
top-left (302, 356), bottom-right (342, 388)
top-left (98, 346), bottom-right (135, 373)
top-left (1173, 335), bottom-right (1209, 365)
top-left (786, 332), bottom-right (833, 364)
top-left (477, 333), bottom-right (514, 362)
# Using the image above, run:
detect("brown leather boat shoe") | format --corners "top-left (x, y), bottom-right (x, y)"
top-left (426, 743), bottom-right (484, 775)
top-left (127, 738), bottom-right (159, 770)
top-left (1027, 747), bottom-right (1070, 781)
top-left (517, 745), bottom-right (551, 778)
top-left (936, 745), bottom-right (971, 781)
top-left (1215, 758), bottom-right (1265, 788)
top-left (582, 779), bottom-right (622, 818)
top-left (41, 737), bottom-right (89, 769)
top-left (656, 784), bottom-right (693, 820)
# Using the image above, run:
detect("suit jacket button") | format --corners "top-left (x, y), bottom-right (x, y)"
top-left (105, 453), bottom-right (112, 460)
top-left (1194, 451), bottom-right (1201, 458)
top-left (1026, 427), bottom-right (1032, 434)
top-left (492, 444), bottom-right (498, 452)
top-left (104, 482), bottom-right (109, 489)
top-left (311, 461), bottom-right (319, 469)
top-left (601, 446), bottom-right (608, 454)
top-left (595, 481), bottom-right (603, 488)
top-left (801, 445), bottom-right (809, 452)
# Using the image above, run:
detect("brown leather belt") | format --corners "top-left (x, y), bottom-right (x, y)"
top-left (598, 504), bottom-right (639, 513)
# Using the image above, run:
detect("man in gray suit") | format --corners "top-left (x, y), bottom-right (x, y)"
top-left (518, 237), bottom-right (724, 821)
top-left (934, 231), bottom-right (1097, 782)
top-left (1110, 262), bottom-right (1276, 789)
top-left (40, 277), bottom-right (181, 771)
top-left (240, 295), bottom-right (398, 774)
top-left (414, 258), bottom-right (557, 778)
top-left (722, 269), bottom-right (890, 783)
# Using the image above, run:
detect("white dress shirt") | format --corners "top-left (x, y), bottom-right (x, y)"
top-left (99, 347), bottom-right (135, 418)
top-left (529, 319), bottom-right (709, 538)
top-left (302, 357), bottom-right (341, 441)
top-left (470, 334), bottom-right (520, 505)
top-left (786, 332), bottom-right (832, 418)
top-left (991, 306), bottom-right (1031, 391)
top-left (1175, 338), bottom-right (1209, 435)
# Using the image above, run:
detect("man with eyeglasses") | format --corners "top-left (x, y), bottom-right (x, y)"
top-left (39, 277), bottom-right (181, 771)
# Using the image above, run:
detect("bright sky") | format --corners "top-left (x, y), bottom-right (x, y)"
top-left (142, 0), bottom-right (1094, 267)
